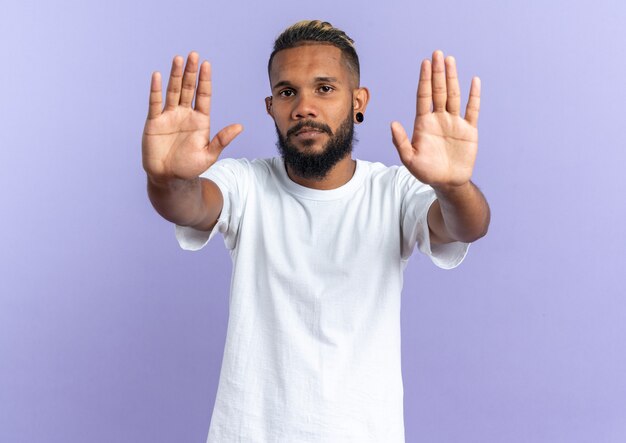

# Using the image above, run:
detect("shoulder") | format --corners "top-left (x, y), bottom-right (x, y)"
top-left (357, 159), bottom-right (432, 202)
top-left (357, 158), bottom-right (412, 188)
top-left (202, 157), bottom-right (273, 180)
top-left (205, 157), bottom-right (287, 190)
top-left (248, 157), bottom-right (283, 185)
top-left (201, 157), bottom-right (251, 176)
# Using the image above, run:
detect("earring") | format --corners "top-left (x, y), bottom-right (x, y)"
top-left (355, 112), bottom-right (364, 123)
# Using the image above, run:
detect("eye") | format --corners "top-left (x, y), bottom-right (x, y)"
top-left (279, 89), bottom-right (295, 97)
top-left (318, 85), bottom-right (334, 93)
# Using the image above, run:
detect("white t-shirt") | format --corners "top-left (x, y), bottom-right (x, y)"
top-left (176, 157), bottom-right (469, 443)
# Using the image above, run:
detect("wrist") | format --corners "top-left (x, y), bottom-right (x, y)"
top-left (147, 173), bottom-right (199, 190)
top-left (432, 180), bottom-right (472, 198)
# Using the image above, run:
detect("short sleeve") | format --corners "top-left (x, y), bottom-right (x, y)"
top-left (397, 167), bottom-right (470, 269)
top-left (175, 158), bottom-right (250, 251)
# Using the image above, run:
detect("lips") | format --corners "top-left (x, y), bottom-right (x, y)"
top-left (286, 121), bottom-right (332, 139)
top-left (295, 127), bottom-right (324, 136)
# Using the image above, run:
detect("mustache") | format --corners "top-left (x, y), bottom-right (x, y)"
top-left (286, 120), bottom-right (333, 138)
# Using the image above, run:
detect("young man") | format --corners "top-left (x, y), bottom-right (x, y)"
top-left (142, 20), bottom-right (489, 443)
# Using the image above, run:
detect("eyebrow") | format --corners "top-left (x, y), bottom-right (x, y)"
top-left (272, 76), bottom-right (340, 90)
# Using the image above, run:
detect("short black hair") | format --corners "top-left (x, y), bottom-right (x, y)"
top-left (268, 20), bottom-right (360, 86)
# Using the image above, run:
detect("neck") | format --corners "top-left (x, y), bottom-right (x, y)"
top-left (285, 155), bottom-right (356, 190)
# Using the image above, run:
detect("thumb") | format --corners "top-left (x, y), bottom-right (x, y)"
top-left (207, 123), bottom-right (244, 157)
top-left (390, 121), bottom-right (414, 162)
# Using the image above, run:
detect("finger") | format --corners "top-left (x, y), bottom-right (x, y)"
top-left (464, 77), bottom-right (481, 127)
top-left (416, 59), bottom-right (432, 117)
top-left (164, 55), bottom-right (183, 111)
top-left (207, 123), bottom-right (244, 156)
top-left (195, 61), bottom-right (212, 116)
top-left (445, 56), bottom-right (461, 116)
top-left (431, 50), bottom-right (447, 112)
top-left (179, 51), bottom-right (199, 108)
top-left (390, 121), bottom-right (415, 163)
top-left (147, 71), bottom-right (162, 119)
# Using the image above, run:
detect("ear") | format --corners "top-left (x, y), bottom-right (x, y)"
top-left (265, 96), bottom-right (274, 117)
top-left (352, 86), bottom-right (370, 116)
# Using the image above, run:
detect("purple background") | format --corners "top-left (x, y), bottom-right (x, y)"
top-left (1, 0), bottom-right (625, 442)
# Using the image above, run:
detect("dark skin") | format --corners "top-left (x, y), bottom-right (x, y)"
top-left (389, 51), bottom-right (490, 243)
top-left (142, 45), bottom-right (489, 244)
top-left (265, 44), bottom-right (369, 190)
top-left (142, 52), bottom-right (239, 232)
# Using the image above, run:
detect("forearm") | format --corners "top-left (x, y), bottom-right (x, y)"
top-left (146, 175), bottom-right (222, 231)
top-left (430, 181), bottom-right (490, 243)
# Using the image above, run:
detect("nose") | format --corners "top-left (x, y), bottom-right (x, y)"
top-left (291, 92), bottom-right (318, 120)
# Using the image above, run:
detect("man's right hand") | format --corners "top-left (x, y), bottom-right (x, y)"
top-left (142, 51), bottom-right (243, 184)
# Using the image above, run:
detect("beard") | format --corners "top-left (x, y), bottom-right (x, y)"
top-left (275, 110), bottom-right (356, 181)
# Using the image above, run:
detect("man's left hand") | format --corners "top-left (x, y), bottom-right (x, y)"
top-left (391, 50), bottom-right (481, 189)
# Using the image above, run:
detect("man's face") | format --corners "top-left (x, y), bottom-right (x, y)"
top-left (267, 44), bottom-right (357, 179)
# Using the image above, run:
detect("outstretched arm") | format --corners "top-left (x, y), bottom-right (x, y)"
top-left (391, 50), bottom-right (490, 244)
top-left (142, 52), bottom-right (243, 231)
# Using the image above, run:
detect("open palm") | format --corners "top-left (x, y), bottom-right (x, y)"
top-left (142, 52), bottom-right (242, 183)
top-left (391, 50), bottom-right (480, 188)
